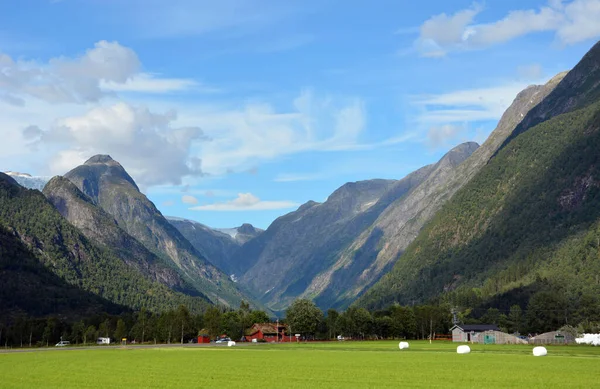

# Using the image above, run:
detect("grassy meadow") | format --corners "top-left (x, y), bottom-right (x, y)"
top-left (1, 341), bottom-right (599, 388)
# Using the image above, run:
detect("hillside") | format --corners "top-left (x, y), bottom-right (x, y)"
top-left (236, 144), bottom-right (477, 312)
top-left (43, 176), bottom-right (201, 295)
top-left (63, 155), bottom-right (258, 308)
top-left (0, 173), bottom-right (210, 315)
top-left (357, 41), bottom-right (600, 310)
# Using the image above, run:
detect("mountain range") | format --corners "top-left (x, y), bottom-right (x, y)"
top-left (2, 40), bottom-right (600, 319)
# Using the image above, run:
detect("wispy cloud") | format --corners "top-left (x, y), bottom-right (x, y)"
top-left (414, 0), bottom-right (600, 57)
top-left (273, 172), bottom-right (327, 182)
top-left (190, 192), bottom-right (299, 211)
top-left (100, 73), bottom-right (218, 94)
top-left (182, 195), bottom-right (199, 204)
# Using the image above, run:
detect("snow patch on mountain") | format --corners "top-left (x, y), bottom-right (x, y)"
top-left (4, 172), bottom-right (51, 191)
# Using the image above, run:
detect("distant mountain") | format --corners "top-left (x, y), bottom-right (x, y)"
top-left (167, 218), bottom-right (263, 275)
top-left (3, 171), bottom-right (50, 191)
top-left (63, 155), bottom-right (258, 308)
top-left (233, 145), bottom-right (478, 312)
top-left (0, 172), bottom-right (210, 317)
top-left (357, 41), bottom-right (600, 311)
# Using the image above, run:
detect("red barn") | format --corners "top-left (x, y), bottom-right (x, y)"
top-left (197, 329), bottom-right (211, 344)
top-left (245, 323), bottom-right (288, 342)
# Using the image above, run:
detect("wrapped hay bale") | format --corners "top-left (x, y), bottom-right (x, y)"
top-left (399, 341), bottom-right (409, 350)
top-left (532, 346), bottom-right (547, 356)
top-left (456, 345), bottom-right (470, 354)
top-left (227, 341), bottom-right (236, 347)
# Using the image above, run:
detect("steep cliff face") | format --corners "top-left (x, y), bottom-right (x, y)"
top-left (302, 142), bottom-right (480, 309)
top-left (63, 155), bottom-right (257, 308)
top-left (43, 176), bottom-right (197, 294)
top-left (235, 147), bottom-right (477, 312)
top-left (357, 41), bottom-right (600, 310)
top-left (315, 74), bottom-right (569, 309)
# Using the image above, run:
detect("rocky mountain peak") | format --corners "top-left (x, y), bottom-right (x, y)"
top-left (84, 155), bottom-right (118, 165)
top-left (441, 142), bottom-right (480, 167)
top-left (237, 223), bottom-right (257, 234)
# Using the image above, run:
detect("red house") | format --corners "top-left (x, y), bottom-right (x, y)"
top-left (197, 329), bottom-right (211, 344)
top-left (245, 323), bottom-right (290, 342)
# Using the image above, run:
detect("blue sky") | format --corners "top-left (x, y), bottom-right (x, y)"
top-left (1, 0), bottom-right (600, 229)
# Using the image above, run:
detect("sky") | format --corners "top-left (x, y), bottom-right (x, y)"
top-left (1, 0), bottom-right (600, 229)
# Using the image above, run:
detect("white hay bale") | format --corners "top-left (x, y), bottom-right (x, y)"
top-left (456, 345), bottom-right (471, 354)
top-left (575, 333), bottom-right (600, 346)
top-left (227, 341), bottom-right (236, 347)
top-left (399, 341), bottom-right (409, 350)
top-left (532, 346), bottom-right (547, 356)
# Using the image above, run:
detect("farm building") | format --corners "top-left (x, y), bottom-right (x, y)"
top-left (530, 331), bottom-right (575, 345)
top-left (451, 324), bottom-right (500, 342)
top-left (197, 330), bottom-right (211, 344)
top-left (245, 323), bottom-right (289, 342)
top-left (472, 330), bottom-right (528, 345)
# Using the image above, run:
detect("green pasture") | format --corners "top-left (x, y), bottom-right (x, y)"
top-left (1, 341), bottom-right (599, 388)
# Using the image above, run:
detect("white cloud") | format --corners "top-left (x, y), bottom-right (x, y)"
top-left (182, 195), bottom-right (199, 204)
top-left (183, 90), bottom-right (371, 175)
top-left (427, 124), bottom-right (467, 147)
top-left (37, 102), bottom-right (209, 187)
top-left (190, 192), bottom-right (299, 211)
top-left (273, 172), bottom-right (327, 182)
top-left (0, 41), bottom-right (198, 105)
top-left (414, 0), bottom-right (600, 57)
top-left (413, 81), bottom-right (538, 124)
top-left (99, 73), bottom-right (202, 93)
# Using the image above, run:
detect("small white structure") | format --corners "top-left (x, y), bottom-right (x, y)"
top-left (457, 345), bottom-right (471, 354)
top-left (399, 341), bottom-right (409, 350)
top-left (97, 337), bottom-right (110, 345)
top-left (227, 341), bottom-right (236, 347)
top-left (532, 346), bottom-right (547, 356)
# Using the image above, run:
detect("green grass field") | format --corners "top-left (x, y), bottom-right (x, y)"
top-left (1, 341), bottom-right (599, 388)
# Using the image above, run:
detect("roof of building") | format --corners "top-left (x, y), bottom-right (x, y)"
top-left (451, 324), bottom-right (501, 332)
top-left (247, 323), bottom-right (285, 336)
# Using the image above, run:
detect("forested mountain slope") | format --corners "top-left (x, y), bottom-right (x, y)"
top-left (357, 41), bottom-right (600, 310)
top-left (236, 143), bottom-right (477, 312)
top-left (63, 155), bottom-right (258, 308)
top-left (0, 173), bottom-right (211, 315)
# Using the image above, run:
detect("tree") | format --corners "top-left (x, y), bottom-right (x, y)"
top-left (326, 309), bottom-right (340, 339)
top-left (286, 299), bottom-right (323, 337)
top-left (203, 307), bottom-right (222, 339)
top-left (98, 319), bottom-right (112, 338)
top-left (114, 319), bottom-right (127, 342)
top-left (84, 325), bottom-right (97, 344)
top-left (221, 311), bottom-right (243, 341)
top-left (175, 305), bottom-right (192, 344)
top-left (508, 305), bottom-right (524, 334)
top-left (71, 321), bottom-right (85, 345)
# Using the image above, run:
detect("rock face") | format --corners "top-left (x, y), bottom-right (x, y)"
top-left (167, 218), bottom-right (263, 275)
top-left (357, 41), bottom-right (600, 310)
top-left (63, 155), bottom-right (256, 308)
top-left (43, 176), bottom-right (198, 295)
top-left (314, 73), bottom-right (567, 309)
top-left (235, 146), bottom-right (477, 312)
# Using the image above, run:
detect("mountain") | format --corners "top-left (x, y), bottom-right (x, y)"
top-left (0, 172), bottom-right (210, 316)
top-left (314, 72), bottom-right (567, 310)
top-left (3, 171), bottom-right (50, 191)
top-left (43, 176), bottom-right (200, 295)
top-left (357, 41), bottom-right (600, 310)
top-left (235, 145), bottom-right (477, 312)
top-left (167, 218), bottom-right (263, 275)
top-left (216, 223), bottom-right (263, 245)
top-left (63, 155), bottom-right (256, 308)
